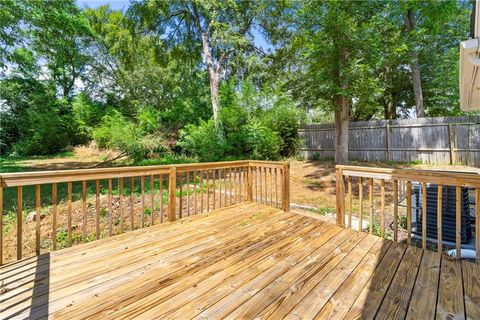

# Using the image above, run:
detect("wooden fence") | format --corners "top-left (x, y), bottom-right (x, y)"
top-left (299, 116), bottom-right (480, 166)
top-left (0, 160), bottom-right (289, 265)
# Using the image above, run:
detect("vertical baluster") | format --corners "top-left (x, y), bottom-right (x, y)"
top-left (52, 183), bottom-right (57, 250)
top-left (233, 168), bottom-right (237, 204)
top-left (230, 168), bottom-right (233, 205)
top-left (96, 180), bottom-right (100, 239)
top-left (380, 179), bottom-right (385, 238)
top-left (227, 168), bottom-right (230, 206)
top-left (168, 166), bottom-right (176, 222)
top-left (476, 188), bottom-right (480, 261)
top-left (259, 167), bottom-right (263, 204)
top-left (275, 168), bottom-right (278, 207)
top-left (393, 180), bottom-right (398, 242)
top-left (255, 167), bottom-right (259, 202)
top-left (200, 170), bottom-right (204, 213)
top-left (369, 178), bottom-right (373, 235)
top-left (226, 168), bottom-right (229, 206)
top-left (264, 167), bottom-right (267, 204)
top-left (179, 172), bottom-right (183, 218)
top-left (187, 171), bottom-right (190, 216)
top-left (347, 176), bottom-right (352, 228)
top-left (406, 181), bottom-right (412, 245)
top-left (17, 186), bottom-right (22, 260)
top-left (108, 179), bottom-right (112, 236)
top-left (219, 169), bottom-right (223, 208)
top-left (437, 185), bottom-right (443, 253)
top-left (82, 180), bottom-right (87, 241)
top-left (194, 170), bottom-right (197, 214)
top-left (207, 169), bottom-right (210, 212)
top-left (67, 182), bottom-right (72, 247)
top-left (35, 185), bottom-right (41, 255)
top-left (239, 167), bottom-right (243, 202)
top-left (422, 182), bottom-right (427, 250)
top-left (141, 176), bottom-right (145, 228)
top-left (455, 186), bottom-right (461, 260)
top-left (130, 177), bottom-right (134, 230)
top-left (119, 177), bottom-right (124, 232)
top-left (269, 168), bottom-right (273, 206)
top-left (212, 169), bottom-right (216, 210)
top-left (359, 177), bottom-right (363, 232)
top-left (150, 175), bottom-right (154, 225)
top-left (159, 174), bottom-right (164, 222)
top-left (282, 163), bottom-right (290, 212)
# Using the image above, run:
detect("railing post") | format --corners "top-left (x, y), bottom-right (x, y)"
top-left (335, 167), bottom-right (345, 227)
top-left (168, 165), bottom-right (177, 222)
top-left (282, 163), bottom-right (290, 212)
top-left (247, 163), bottom-right (253, 201)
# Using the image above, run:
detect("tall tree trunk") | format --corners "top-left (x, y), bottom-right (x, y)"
top-left (334, 95), bottom-right (350, 165)
top-left (200, 31), bottom-right (224, 140)
top-left (334, 45), bottom-right (350, 165)
top-left (406, 9), bottom-right (425, 118)
top-left (208, 71), bottom-right (221, 134)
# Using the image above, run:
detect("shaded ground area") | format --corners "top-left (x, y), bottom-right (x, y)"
top-left (0, 145), bottom-right (120, 173)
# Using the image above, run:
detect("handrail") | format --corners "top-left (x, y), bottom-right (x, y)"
top-left (335, 165), bottom-right (480, 262)
top-left (336, 165), bottom-right (480, 188)
top-left (0, 160), bottom-right (288, 187)
top-left (0, 160), bottom-right (290, 265)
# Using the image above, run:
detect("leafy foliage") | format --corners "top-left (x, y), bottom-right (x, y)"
top-left (0, 0), bottom-right (474, 163)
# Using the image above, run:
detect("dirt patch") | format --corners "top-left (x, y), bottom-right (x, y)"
top-left (1, 144), bottom-right (122, 172)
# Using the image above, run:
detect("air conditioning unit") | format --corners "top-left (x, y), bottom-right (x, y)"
top-left (412, 184), bottom-right (472, 244)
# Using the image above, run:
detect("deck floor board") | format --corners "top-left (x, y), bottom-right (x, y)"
top-left (0, 202), bottom-right (477, 320)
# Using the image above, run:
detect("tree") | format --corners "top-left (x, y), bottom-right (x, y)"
top-left (282, 1), bottom-right (385, 164)
top-left (26, 0), bottom-right (92, 99)
top-left (133, 0), bottom-right (264, 140)
top-left (399, 0), bottom-right (467, 118)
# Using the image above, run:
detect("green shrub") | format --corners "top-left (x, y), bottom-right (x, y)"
top-left (93, 110), bottom-right (165, 161)
top-left (13, 107), bottom-right (70, 156)
top-left (245, 121), bottom-right (280, 160)
top-left (72, 92), bottom-right (107, 140)
top-left (178, 119), bottom-right (227, 162)
top-left (262, 105), bottom-right (301, 157)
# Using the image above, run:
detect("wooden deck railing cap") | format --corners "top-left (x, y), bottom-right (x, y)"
top-left (0, 160), bottom-right (291, 187)
top-left (335, 164), bottom-right (480, 188)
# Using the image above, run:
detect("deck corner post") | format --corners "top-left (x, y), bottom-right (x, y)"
top-left (335, 166), bottom-right (345, 227)
top-left (282, 163), bottom-right (290, 212)
top-left (247, 163), bottom-right (253, 201)
top-left (168, 165), bottom-right (177, 222)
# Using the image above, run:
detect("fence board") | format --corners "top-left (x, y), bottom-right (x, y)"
top-left (299, 116), bottom-right (480, 166)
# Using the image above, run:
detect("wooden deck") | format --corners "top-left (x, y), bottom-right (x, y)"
top-left (1, 202), bottom-right (479, 320)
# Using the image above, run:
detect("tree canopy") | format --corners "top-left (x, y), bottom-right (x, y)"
top-left (0, 0), bottom-right (473, 163)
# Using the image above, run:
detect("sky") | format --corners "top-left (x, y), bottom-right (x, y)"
top-left (77, 0), bottom-right (129, 11)
top-left (76, 0), bottom-right (272, 50)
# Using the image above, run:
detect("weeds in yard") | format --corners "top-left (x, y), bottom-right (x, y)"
top-left (308, 206), bottom-right (334, 216)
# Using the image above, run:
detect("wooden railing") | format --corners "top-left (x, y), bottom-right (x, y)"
top-left (0, 160), bottom-right (289, 265)
top-left (336, 165), bottom-right (480, 261)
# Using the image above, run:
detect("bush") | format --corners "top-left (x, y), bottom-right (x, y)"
top-left (262, 105), bottom-right (301, 157)
top-left (93, 110), bottom-right (165, 161)
top-left (178, 119), bottom-right (227, 162)
top-left (13, 107), bottom-right (70, 156)
top-left (72, 92), bottom-right (107, 140)
top-left (244, 121), bottom-right (280, 160)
